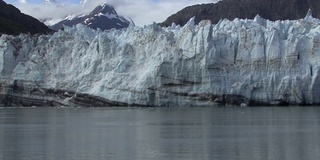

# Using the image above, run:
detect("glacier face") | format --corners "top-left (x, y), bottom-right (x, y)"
top-left (1, 15), bottom-right (320, 107)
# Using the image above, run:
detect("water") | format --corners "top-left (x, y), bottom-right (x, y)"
top-left (0, 107), bottom-right (320, 160)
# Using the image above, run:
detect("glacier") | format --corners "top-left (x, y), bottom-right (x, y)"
top-left (1, 13), bottom-right (320, 107)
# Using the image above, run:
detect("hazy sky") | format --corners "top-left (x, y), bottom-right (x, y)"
top-left (3, 0), bottom-right (218, 26)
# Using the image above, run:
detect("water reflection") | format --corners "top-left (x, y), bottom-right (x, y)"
top-left (0, 107), bottom-right (320, 160)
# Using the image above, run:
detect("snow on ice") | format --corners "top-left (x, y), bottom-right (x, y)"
top-left (1, 12), bottom-right (320, 106)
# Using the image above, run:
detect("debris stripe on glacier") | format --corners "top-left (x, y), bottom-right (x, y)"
top-left (1, 13), bottom-right (320, 106)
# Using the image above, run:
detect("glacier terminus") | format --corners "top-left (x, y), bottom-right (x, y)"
top-left (1, 12), bottom-right (320, 107)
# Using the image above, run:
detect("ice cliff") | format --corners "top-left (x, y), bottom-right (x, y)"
top-left (1, 13), bottom-right (320, 107)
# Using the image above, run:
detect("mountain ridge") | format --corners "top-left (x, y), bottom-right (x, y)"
top-left (160, 0), bottom-right (320, 26)
top-left (0, 0), bottom-right (53, 35)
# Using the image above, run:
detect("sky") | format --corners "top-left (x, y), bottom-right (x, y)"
top-left (3, 0), bottom-right (218, 26)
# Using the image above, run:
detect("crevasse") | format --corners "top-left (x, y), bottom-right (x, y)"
top-left (1, 14), bottom-right (320, 107)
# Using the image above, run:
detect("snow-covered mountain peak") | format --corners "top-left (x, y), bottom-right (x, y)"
top-left (80, 0), bottom-right (90, 4)
top-left (90, 3), bottom-right (117, 16)
top-left (44, 0), bottom-right (58, 5)
top-left (47, 2), bottom-right (132, 31)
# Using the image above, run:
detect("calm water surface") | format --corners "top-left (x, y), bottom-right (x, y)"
top-left (1, 107), bottom-right (320, 160)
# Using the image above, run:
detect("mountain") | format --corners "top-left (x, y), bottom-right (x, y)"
top-left (45, 0), bottom-right (57, 5)
top-left (1, 15), bottom-right (320, 107)
top-left (80, 0), bottom-right (89, 4)
top-left (49, 3), bottom-right (132, 31)
top-left (160, 0), bottom-right (320, 26)
top-left (0, 0), bottom-right (53, 35)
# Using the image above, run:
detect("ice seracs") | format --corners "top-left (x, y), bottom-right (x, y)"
top-left (304, 9), bottom-right (313, 20)
top-left (2, 14), bottom-right (320, 107)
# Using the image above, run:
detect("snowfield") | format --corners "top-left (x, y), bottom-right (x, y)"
top-left (1, 11), bottom-right (320, 107)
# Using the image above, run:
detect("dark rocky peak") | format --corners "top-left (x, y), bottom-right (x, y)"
top-left (160, 0), bottom-right (320, 27)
